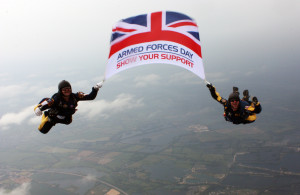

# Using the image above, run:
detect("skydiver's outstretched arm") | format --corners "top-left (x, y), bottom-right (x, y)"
top-left (75, 87), bottom-right (99, 101)
top-left (75, 82), bottom-right (103, 101)
top-left (206, 83), bottom-right (227, 105)
top-left (35, 96), bottom-right (59, 112)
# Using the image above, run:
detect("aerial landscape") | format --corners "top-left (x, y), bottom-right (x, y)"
top-left (1, 0), bottom-right (299, 194)
top-left (1, 73), bottom-right (299, 194)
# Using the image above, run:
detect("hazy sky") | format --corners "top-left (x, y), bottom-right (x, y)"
top-left (1, 0), bottom-right (300, 131)
top-left (0, 2), bottom-right (300, 193)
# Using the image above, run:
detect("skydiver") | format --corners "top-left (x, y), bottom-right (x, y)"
top-left (206, 83), bottom-right (261, 124)
top-left (34, 80), bottom-right (103, 134)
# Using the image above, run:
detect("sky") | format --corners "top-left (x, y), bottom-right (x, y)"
top-left (0, 0), bottom-right (300, 133)
top-left (1, 0), bottom-right (300, 193)
top-left (1, 0), bottom-right (300, 130)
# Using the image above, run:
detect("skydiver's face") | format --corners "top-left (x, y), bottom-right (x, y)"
top-left (230, 99), bottom-right (239, 111)
top-left (62, 87), bottom-right (71, 97)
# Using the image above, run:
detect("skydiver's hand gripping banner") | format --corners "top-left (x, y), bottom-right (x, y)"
top-left (104, 11), bottom-right (206, 80)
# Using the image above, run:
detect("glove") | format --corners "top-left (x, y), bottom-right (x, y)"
top-left (34, 107), bottom-right (42, 116)
top-left (206, 83), bottom-right (214, 91)
top-left (94, 81), bottom-right (103, 89)
top-left (252, 96), bottom-right (258, 104)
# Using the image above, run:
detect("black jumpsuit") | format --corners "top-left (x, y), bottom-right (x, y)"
top-left (208, 85), bottom-right (262, 124)
top-left (37, 87), bottom-right (99, 134)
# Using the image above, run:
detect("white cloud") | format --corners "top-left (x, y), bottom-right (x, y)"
top-left (168, 71), bottom-right (202, 85)
top-left (0, 93), bottom-right (144, 130)
top-left (28, 116), bottom-right (41, 126)
top-left (72, 80), bottom-right (91, 91)
top-left (78, 93), bottom-right (144, 119)
top-left (0, 73), bottom-right (10, 83)
top-left (81, 174), bottom-right (97, 183)
top-left (34, 86), bottom-right (57, 98)
top-left (0, 183), bottom-right (31, 195)
top-left (134, 74), bottom-right (160, 87)
top-left (0, 83), bottom-right (56, 101)
top-left (0, 105), bottom-right (35, 129)
top-left (0, 84), bottom-right (25, 99)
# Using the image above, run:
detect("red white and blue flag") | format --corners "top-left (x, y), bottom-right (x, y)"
top-left (105, 11), bottom-right (205, 80)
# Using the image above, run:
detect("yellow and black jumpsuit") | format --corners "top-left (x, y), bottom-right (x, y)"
top-left (207, 85), bottom-right (261, 124)
top-left (35, 87), bottom-right (99, 134)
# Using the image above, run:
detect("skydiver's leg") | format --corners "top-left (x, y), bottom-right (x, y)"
top-left (39, 121), bottom-right (54, 134)
top-left (53, 115), bottom-right (72, 125)
top-left (253, 102), bottom-right (262, 114)
top-left (233, 86), bottom-right (239, 94)
top-left (248, 96), bottom-right (261, 114)
top-left (38, 113), bottom-right (55, 134)
top-left (242, 90), bottom-right (250, 102)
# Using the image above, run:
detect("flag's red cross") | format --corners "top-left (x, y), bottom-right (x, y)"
top-left (109, 12), bottom-right (202, 58)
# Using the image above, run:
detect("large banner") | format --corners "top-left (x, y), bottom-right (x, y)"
top-left (105, 11), bottom-right (205, 80)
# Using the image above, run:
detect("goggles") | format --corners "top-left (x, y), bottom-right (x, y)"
top-left (62, 87), bottom-right (71, 91)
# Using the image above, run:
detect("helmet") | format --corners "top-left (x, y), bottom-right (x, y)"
top-left (228, 92), bottom-right (240, 102)
top-left (58, 80), bottom-right (71, 92)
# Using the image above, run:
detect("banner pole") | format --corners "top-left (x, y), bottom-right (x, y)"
top-left (97, 78), bottom-right (106, 87)
top-left (204, 79), bottom-right (210, 85)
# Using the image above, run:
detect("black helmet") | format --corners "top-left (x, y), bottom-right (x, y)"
top-left (228, 86), bottom-right (240, 102)
top-left (228, 92), bottom-right (240, 102)
top-left (58, 80), bottom-right (71, 92)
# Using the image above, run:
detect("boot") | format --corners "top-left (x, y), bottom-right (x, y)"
top-left (233, 86), bottom-right (239, 95)
top-left (38, 114), bottom-right (49, 131)
top-left (243, 90), bottom-right (249, 101)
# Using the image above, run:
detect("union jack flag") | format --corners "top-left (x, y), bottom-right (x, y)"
top-left (109, 11), bottom-right (201, 58)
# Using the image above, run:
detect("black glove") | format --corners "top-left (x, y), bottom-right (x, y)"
top-left (252, 96), bottom-right (258, 104)
top-left (206, 83), bottom-right (214, 91)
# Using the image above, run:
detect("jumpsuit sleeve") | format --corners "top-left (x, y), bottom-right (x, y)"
top-left (208, 85), bottom-right (227, 106)
top-left (75, 87), bottom-right (99, 101)
top-left (39, 94), bottom-right (59, 111)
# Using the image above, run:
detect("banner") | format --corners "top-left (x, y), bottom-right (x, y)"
top-left (105, 11), bottom-right (205, 80)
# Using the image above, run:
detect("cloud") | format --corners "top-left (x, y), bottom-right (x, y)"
top-left (168, 71), bottom-right (202, 85)
top-left (0, 83), bottom-right (56, 101)
top-left (81, 174), bottom-right (97, 183)
top-left (77, 93), bottom-right (144, 119)
top-left (0, 105), bottom-right (35, 130)
top-left (0, 84), bottom-right (25, 99)
top-left (0, 73), bottom-right (10, 83)
top-left (0, 183), bottom-right (31, 195)
top-left (28, 116), bottom-right (41, 126)
top-left (0, 93), bottom-right (144, 130)
top-left (134, 74), bottom-right (160, 87)
top-left (34, 86), bottom-right (57, 98)
top-left (72, 80), bottom-right (92, 90)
